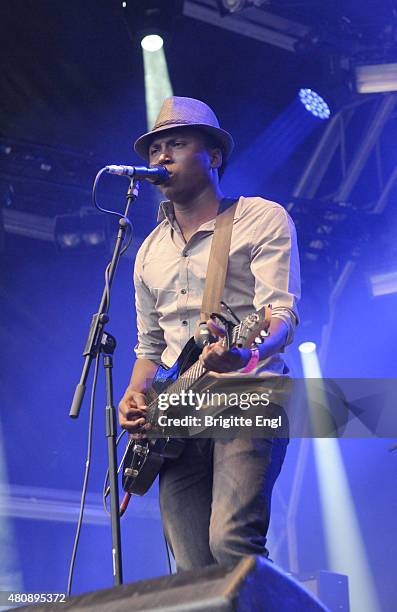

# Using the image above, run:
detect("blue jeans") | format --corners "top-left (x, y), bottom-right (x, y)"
top-left (159, 436), bottom-right (288, 571)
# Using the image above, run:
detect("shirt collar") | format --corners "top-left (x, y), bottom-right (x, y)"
top-left (157, 200), bottom-right (175, 224)
top-left (157, 198), bottom-right (241, 226)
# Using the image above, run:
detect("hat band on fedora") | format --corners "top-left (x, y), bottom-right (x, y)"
top-left (153, 118), bottom-right (208, 129)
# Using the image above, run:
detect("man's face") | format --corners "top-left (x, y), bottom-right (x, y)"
top-left (147, 127), bottom-right (221, 202)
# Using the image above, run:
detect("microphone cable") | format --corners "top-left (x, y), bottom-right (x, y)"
top-left (67, 353), bottom-right (100, 597)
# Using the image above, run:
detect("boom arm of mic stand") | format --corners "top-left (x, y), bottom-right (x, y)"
top-left (69, 179), bottom-right (138, 419)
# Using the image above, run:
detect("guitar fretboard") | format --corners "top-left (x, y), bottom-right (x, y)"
top-left (147, 358), bottom-right (207, 426)
top-left (145, 312), bottom-right (265, 428)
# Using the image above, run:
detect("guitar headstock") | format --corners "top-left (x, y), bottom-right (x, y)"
top-left (233, 305), bottom-right (272, 349)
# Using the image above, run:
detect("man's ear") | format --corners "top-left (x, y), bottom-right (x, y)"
top-left (210, 148), bottom-right (223, 170)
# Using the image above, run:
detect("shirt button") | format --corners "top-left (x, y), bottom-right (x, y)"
top-left (181, 289), bottom-right (187, 294)
top-left (182, 320), bottom-right (188, 326)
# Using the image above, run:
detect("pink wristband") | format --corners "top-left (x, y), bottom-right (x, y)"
top-left (239, 348), bottom-right (260, 373)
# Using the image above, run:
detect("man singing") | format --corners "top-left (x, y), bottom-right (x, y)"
top-left (119, 96), bottom-right (300, 570)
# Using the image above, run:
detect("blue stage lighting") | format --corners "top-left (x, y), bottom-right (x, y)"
top-left (298, 88), bottom-right (331, 120)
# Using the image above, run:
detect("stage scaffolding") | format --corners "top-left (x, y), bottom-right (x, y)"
top-left (280, 92), bottom-right (397, 574)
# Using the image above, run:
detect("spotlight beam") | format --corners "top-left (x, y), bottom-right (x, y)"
top-left (0, 425), bottom-right (23, 593)
top-left (142, 45), bottom-right (173, 130)
top-left (299, 344), bottom-right (381, 612)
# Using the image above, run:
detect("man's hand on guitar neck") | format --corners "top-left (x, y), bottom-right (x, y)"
top-left (199, 318), bottom-right (251, 373)
top-left (199, 317), bottom-right (289, 374)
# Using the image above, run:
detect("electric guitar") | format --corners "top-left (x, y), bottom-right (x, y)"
top-left (122, 307), bottom-right (271, 496)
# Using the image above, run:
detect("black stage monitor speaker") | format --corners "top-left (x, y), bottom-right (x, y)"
top-left (16, 556), bottom-right (328, 611)
top-left (301, 570), bottom-right (349, 611)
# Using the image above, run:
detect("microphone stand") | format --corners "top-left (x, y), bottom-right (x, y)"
top-left (69, 176), bottom-right (140, 587)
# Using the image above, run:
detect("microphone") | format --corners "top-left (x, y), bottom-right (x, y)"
top-left (105, 164), bottom-right (169, 185)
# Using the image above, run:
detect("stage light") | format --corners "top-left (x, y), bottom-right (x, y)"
top-left (369, 270), bottom-right (397, 296)
top-left (298, 68), bottom-right (354, 120)
top-left (355, 62), bottom-right (397, 94)
top-left (120, 2), bottom-right (179, 128)
top-left (121, 1), bottom-right (183, 49)
top-left (216, 0), bottom-right (268, 14)
top-left (298, 88), bottom-right (330, 120)
top-left (54, 216), bottom-right (81, 249)
top-left (298, 341), bottom-right (317, 354)
top-left (219, 0), bottom-right (249, 12)
top-left (141, 33), bottom-right (163, 52)
top-left (80, 215), bottom-right (107, 247)
top-left (54, 212), bottom-right (107, 251)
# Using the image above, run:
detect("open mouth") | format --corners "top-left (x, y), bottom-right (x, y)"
top-left (163, 171), bottom-right (173, 183)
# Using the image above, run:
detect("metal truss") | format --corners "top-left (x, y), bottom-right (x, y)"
top-left (285, 92), bottom-right (397, 573)
top-left (291, 94), bottom-right (397, 210)
top-left (183, 0), bottom-right (309, 52)
top-left (290, 93), bottom-right (397, 365)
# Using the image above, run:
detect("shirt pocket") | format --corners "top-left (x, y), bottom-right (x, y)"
top-left (142, 250), bottom-right (179, 291)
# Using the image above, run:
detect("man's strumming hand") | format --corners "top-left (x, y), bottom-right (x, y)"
top-left (118, 388), bottom-right (149, 438)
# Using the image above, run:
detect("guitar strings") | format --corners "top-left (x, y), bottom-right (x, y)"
top-left (145, 321), bottom-right (242, 428)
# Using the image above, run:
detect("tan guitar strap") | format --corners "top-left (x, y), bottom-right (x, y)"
top-left (199, 198), bottom-right (238, 323)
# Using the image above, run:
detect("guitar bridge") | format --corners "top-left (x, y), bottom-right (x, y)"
top-left (124, 467), bottom-right (139, 478)
top-left (132, 443), bottom-right (149, 454)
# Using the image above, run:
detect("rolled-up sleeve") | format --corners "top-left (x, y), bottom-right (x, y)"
top-left (133, 244), bottom-right (167, 363)
top-left (250, 204), bottom-right (301, 345)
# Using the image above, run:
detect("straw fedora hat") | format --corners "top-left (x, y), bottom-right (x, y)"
top-left (134, 96), bottom-right (234, 161)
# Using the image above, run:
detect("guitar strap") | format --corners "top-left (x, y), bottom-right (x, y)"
top-left (199, 197), bottom-right (239, 324)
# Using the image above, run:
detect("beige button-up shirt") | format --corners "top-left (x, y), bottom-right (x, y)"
top-left (134, 196), bottom-right (300, 375)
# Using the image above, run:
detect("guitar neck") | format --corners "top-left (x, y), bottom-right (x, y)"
top-left (147, 358), bottom-right (208, 425)
top-left (145, 311), bottom-right (267, 426)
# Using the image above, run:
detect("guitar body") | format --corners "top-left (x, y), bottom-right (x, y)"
top-left (150, 337), bottom-right (202, 392)
top-left (122, 308), bottom-right (270, 497)
top-left (122, 437), bottom-right (185, 496)
top-left (122, 338), bottom-right (201, 496)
